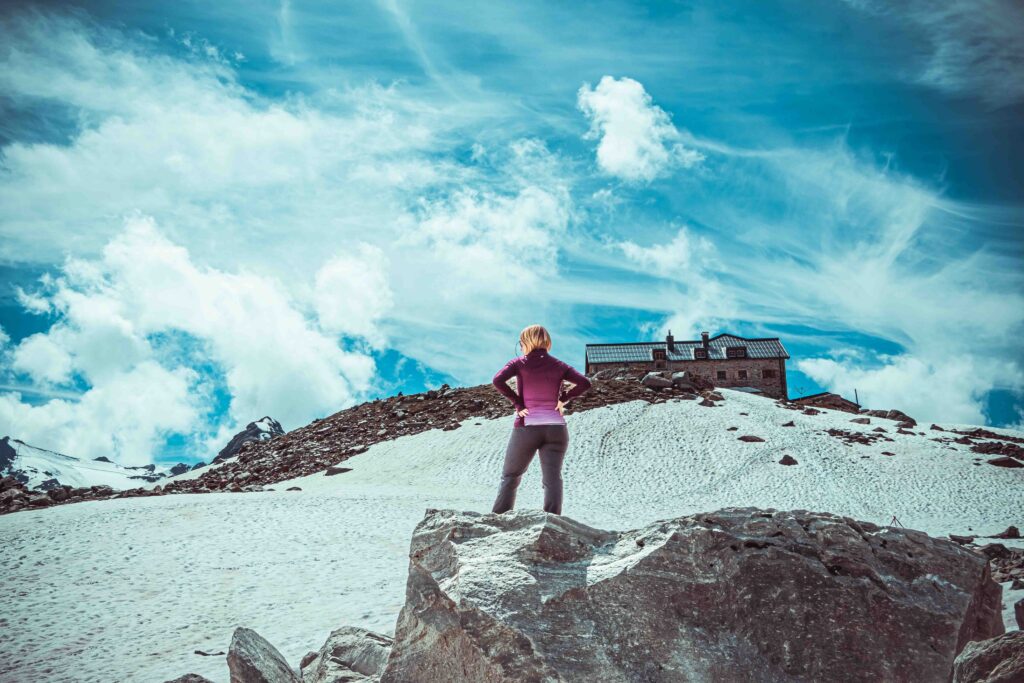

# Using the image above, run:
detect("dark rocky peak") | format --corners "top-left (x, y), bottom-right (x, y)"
top-left (214, 416), bottom-right (285, 463)
top-left (0, 437), bottom-right (15, 472)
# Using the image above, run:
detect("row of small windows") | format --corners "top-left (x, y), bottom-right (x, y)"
top-left (652, 346), bottom-right (749, 361)
top-left (716, 368), bottom-right (776, 380)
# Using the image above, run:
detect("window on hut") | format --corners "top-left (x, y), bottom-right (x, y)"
top-left (738, 369), bottom-right (748, 380)
top-left (693, 348), bottom-right (708, 359)
top-left (726, 346), bottom-right (747, 359)
top-left (763, 368), bottom-right (776, 379)
top-left (716, 370), bottom-right (727, 380)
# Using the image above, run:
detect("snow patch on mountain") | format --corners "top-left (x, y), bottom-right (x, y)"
top-left (0, 436), bottom-right (189, 491)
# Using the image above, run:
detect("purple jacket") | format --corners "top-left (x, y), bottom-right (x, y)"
top-left (492, 347), bottom-right (593, 428)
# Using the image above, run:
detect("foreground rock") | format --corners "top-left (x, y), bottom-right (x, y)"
top-left (164, 675), bottom-right (215, 683)
top-left (301, 626), bottom-right (392, 682)
top-left (952, 631), bottom-right (1024, 682)
top-left (381, 507), bottom-right (1003, 682)
top-left (228, 627), bottom-right (300, 683)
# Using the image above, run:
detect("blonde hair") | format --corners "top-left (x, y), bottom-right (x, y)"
top-left (519, 324), bottom-right (552, 354)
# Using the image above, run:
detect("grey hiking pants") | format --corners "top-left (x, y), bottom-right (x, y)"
top-left (492, 424), bottom-right (569, 515)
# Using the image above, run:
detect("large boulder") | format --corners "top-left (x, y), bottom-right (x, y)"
top-left (640, 372), bottom-right (673, 389)
top-left (301, 626), bottom-right (393, 682)
top-left (952, 631), bottom-right (1024, 682)
top-left (164, 675), bottom-right (216, 683)
top-left (381, 508), bottom-right (1003, 682)
top-left (228, 627), bottom-right (300, 683)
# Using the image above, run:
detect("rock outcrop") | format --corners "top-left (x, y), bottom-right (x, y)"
top-left (216, 417), bottom-right (285, 463)
top-left (228, 627), bottom-right (300, 683)
top-left (381, 507), bottom-right (1003, 682)
top-left (300, 626), bottom-right (392, 682)
top-left (952, 631), bottom-right (1024, 683)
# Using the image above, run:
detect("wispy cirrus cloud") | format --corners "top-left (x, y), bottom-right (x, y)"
top-left (843, 0), bottom-right (1024, 107)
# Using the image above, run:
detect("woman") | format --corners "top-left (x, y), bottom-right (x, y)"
top-left (491, 324), bottom-right (592, 515)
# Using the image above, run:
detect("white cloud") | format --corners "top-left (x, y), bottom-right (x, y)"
top-left (2, 217), bottom-right (377, 463)
top-left (11, 334), bottom-right (74, 385)
top-left (314, 244), bottom-right (393, 346)
top-left (400, 186), bottom-right (569, 298)
top-left (797, 354), bottom-right (1015, 425)
top-left (0, 12), bottom-right (445, 269)
top-left (577, 76), bottom-right (703, 182)
top-left (613, 225), bottom-right (736, 338)
top-left (682, 140), bottom-right (1024, 420)
top-left (0, 362), bottom-right (200, 467)
top-left (385, 175), bottom-right (574, 379)
top-left (616, 225), bottom-right (714, 278)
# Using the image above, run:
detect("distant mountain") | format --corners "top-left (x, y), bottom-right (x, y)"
top-left (0, 436), bottom-right (190, 491)
top-left (213, 416), bottom-right (284, 463)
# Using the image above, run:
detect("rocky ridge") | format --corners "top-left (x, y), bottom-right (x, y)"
top-left (6, 365), bottom-right (1022, 516)
top-left (153, 369), bottom-right (719, 497)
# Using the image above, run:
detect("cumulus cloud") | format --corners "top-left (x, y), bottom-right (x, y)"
top-left (0, 362), bottom-right (200, 466)
top-left (577, 76), bottom-right (703, 182)
top-left (314, 244), bottom-right (394, 346)
top-left (11, 334), bottom-right (74, 385)
top-left (796, 354), bottom-right (1015, 425)
top-left (1, 217), bottom-right (377, 463)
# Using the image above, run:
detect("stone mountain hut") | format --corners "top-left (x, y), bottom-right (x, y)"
top-left (585, 331), bottom-right (790, 399)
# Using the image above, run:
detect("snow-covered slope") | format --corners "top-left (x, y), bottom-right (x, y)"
top-left (0, 436), bottom-right (181, 491)
top-left (0, 390), bottom-right (1020, 682)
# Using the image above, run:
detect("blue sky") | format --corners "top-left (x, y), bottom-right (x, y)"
top-left (1, 1), bottom-right (1022, 465)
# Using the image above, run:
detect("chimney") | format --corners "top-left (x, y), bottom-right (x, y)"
top-left (701, 331), bottom-right (710, 350)
top-left (666, 329), bottom-right (675, 352)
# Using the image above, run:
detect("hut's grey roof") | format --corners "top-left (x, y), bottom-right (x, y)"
top-left (585, 333), bottom-right (789, 364)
